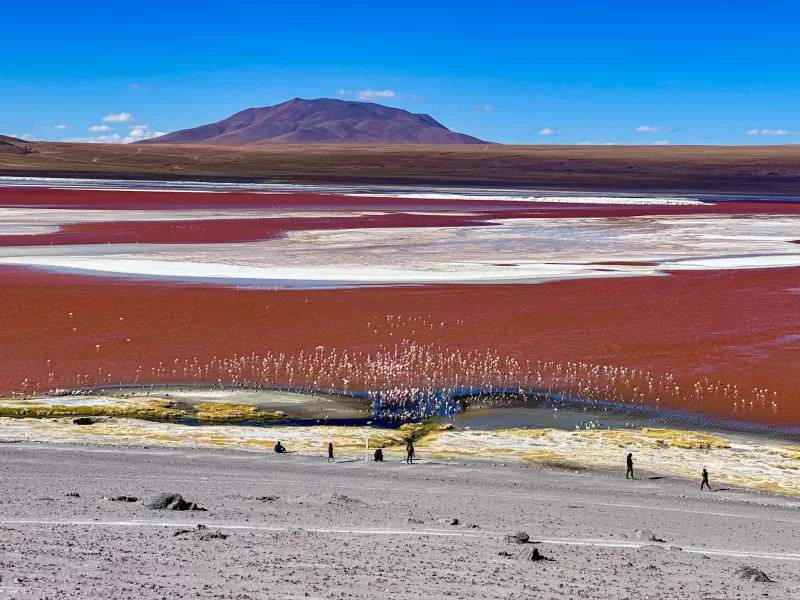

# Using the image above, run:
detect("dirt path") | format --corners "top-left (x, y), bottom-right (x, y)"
top-left (0, 442), bottom-right (797, 599)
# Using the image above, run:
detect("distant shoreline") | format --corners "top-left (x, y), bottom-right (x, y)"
top-left (4, 142), bottom-right (800, 197)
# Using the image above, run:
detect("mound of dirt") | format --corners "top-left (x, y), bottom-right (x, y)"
top-left (289, 493), bottom-right (361, 506)
top-left (143, 492), bottom-right (204, 511)
top-left (173, 524), bottom-right (227, 541)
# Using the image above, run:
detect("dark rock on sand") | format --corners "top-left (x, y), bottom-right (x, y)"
top-left (516, 547), bottom-right (552, 562)
top-left (173, 524), bottom-right (227, 541)
top-left (65, 492), bottom-right (80, 498)
top-left (73, 417), bottom-right (111, 425)
top-left (635, 529), bottom-right (664, 542)
top-left (105, 495), bottom-right (139, 502)
top-left (734, 566), bottom-right (771, 582)
top-left (143, 492), bottom-right (204, 511)
top-left (508, 531), bottom-right (530, 544)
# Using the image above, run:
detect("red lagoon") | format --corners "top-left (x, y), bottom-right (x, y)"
top-left (1, 265), bottom-right (798, 427)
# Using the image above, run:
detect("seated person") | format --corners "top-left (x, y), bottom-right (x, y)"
top-left (373, 448), bottom-right (384, 462)
top-left (274, 441), bottom-right (286, 454)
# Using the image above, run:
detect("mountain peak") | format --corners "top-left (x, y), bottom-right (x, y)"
top-left (140, 98), bottom-right (488, 145)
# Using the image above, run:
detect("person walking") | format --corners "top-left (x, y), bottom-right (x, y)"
top-left (701, 467), bottom-right (710, 490)
top-left (626, 453), bottom-right (634, 479)
top-left (327, 441), bottom-right (335, 463)
top-left (406, 438), bottom-right (415, 465)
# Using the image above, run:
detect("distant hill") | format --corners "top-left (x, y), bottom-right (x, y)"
top-left (139, 98), bottom-right (488, 145)
top-left (0, 134), bottom-right (34, 155)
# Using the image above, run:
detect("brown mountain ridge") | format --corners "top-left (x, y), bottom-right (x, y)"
top-left (139, 98), bottom-right (488, 145)
top-left (0, 134), bottom-right (34, 155)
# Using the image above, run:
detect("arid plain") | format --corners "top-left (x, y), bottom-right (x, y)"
top-left (1, 144), bottom-right (799, 598)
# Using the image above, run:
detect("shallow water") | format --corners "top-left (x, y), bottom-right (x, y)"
top-left (78, 383), bottom-right (800, 443)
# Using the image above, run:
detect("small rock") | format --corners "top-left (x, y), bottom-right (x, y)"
top-left (734, 567), bottom-right (771, 582)
top-left (436, 518), bottom-right (459, 526)
top-left (173, 524), bottom-right (227, 541)
top-left (634, 529), bottom-right (664, 542)
top-left (104, 495), bottom-right (139, 502)
top-left (143, 492), bottom-right (205, 511)
top-left (64, 493), bottom-right (80, 498)
top-left (72, 417), bottom-right (111, 425)
top-left (669, 545), bottom-right (683, 552)
top-left (404, 518), bottom-right (424, 525)
top-left (255, 495), bottom-right (279, 502)
top-left (516, 547), bottom-right (552, 562)
top-left (507, 531), bottom-right (530, 544)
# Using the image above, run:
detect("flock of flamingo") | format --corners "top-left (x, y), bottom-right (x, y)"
top-left (27, 313), bottom-right (781, 425)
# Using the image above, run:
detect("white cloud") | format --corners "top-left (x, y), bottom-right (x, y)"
top-left (356, 89), bottom-right (398, 100)
top-left (102, 112), bottom-right (133, 123)
top-left (652, 140), bottom-right (671, 145)
top-left (604, 142), bottom-right (615, 145)
top-left (539, 128), bottom-right (557, 136)
top-left (63, 134), bottom-right (123, 143)
top-left (747, 128), bottom-right (796, 136)
top-left (635, 125), bottom-right (674, 133)
top-left (20, 133), bottom-right (33, 140)
top-left (337, 89), bottom-right (353, 96)
top-left (472, 105), bottom-right (496, 113)
top-left (577, 141), bottom-right (592, 145)
top-left (54, 125), bottom-right (68, 130)
top-left (88, 125), bottom-right (114, 132)
top-left (122, 124), bottom-right (166, 143)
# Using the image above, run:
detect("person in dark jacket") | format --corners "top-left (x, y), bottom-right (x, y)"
top-left (626, 453), bottom-right (634, 479)
top-left (406, 438), bottom-right (415, 464)
top-left (701, 468), bottom-right (710, 490)
top-left (373, 448), bottom-right (384, 462)
top-left (274, 441), bottom-right (286, 454)
top-left (327, 442), bottom-right (335, 463)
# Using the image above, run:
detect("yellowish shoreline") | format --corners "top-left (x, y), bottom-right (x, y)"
top-left (0, 414), bottom-right (796, 497)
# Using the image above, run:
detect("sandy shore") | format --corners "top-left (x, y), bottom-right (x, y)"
top-left (0, 440), bottom-right (797, 599)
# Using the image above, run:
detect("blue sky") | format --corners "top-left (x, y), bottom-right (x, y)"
top-left (3, 0), bottom-right (799, 145)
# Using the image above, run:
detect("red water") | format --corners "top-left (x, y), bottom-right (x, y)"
top-left (1, 266), bottom-right (798, 427)
top-left (1, 187), bottom-right (799, 428)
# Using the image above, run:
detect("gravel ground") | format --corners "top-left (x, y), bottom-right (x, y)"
top-left (0, 442), bottom-right (797, 599)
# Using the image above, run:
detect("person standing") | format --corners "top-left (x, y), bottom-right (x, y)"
top-left (626, 453), bottom-right (634, 479)
top-left (406, 438), bottom-right (415, 465)
top-left (701, 468), bottom-right (710, 490)
top-left (327, 442), bottom-right (335, 463)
